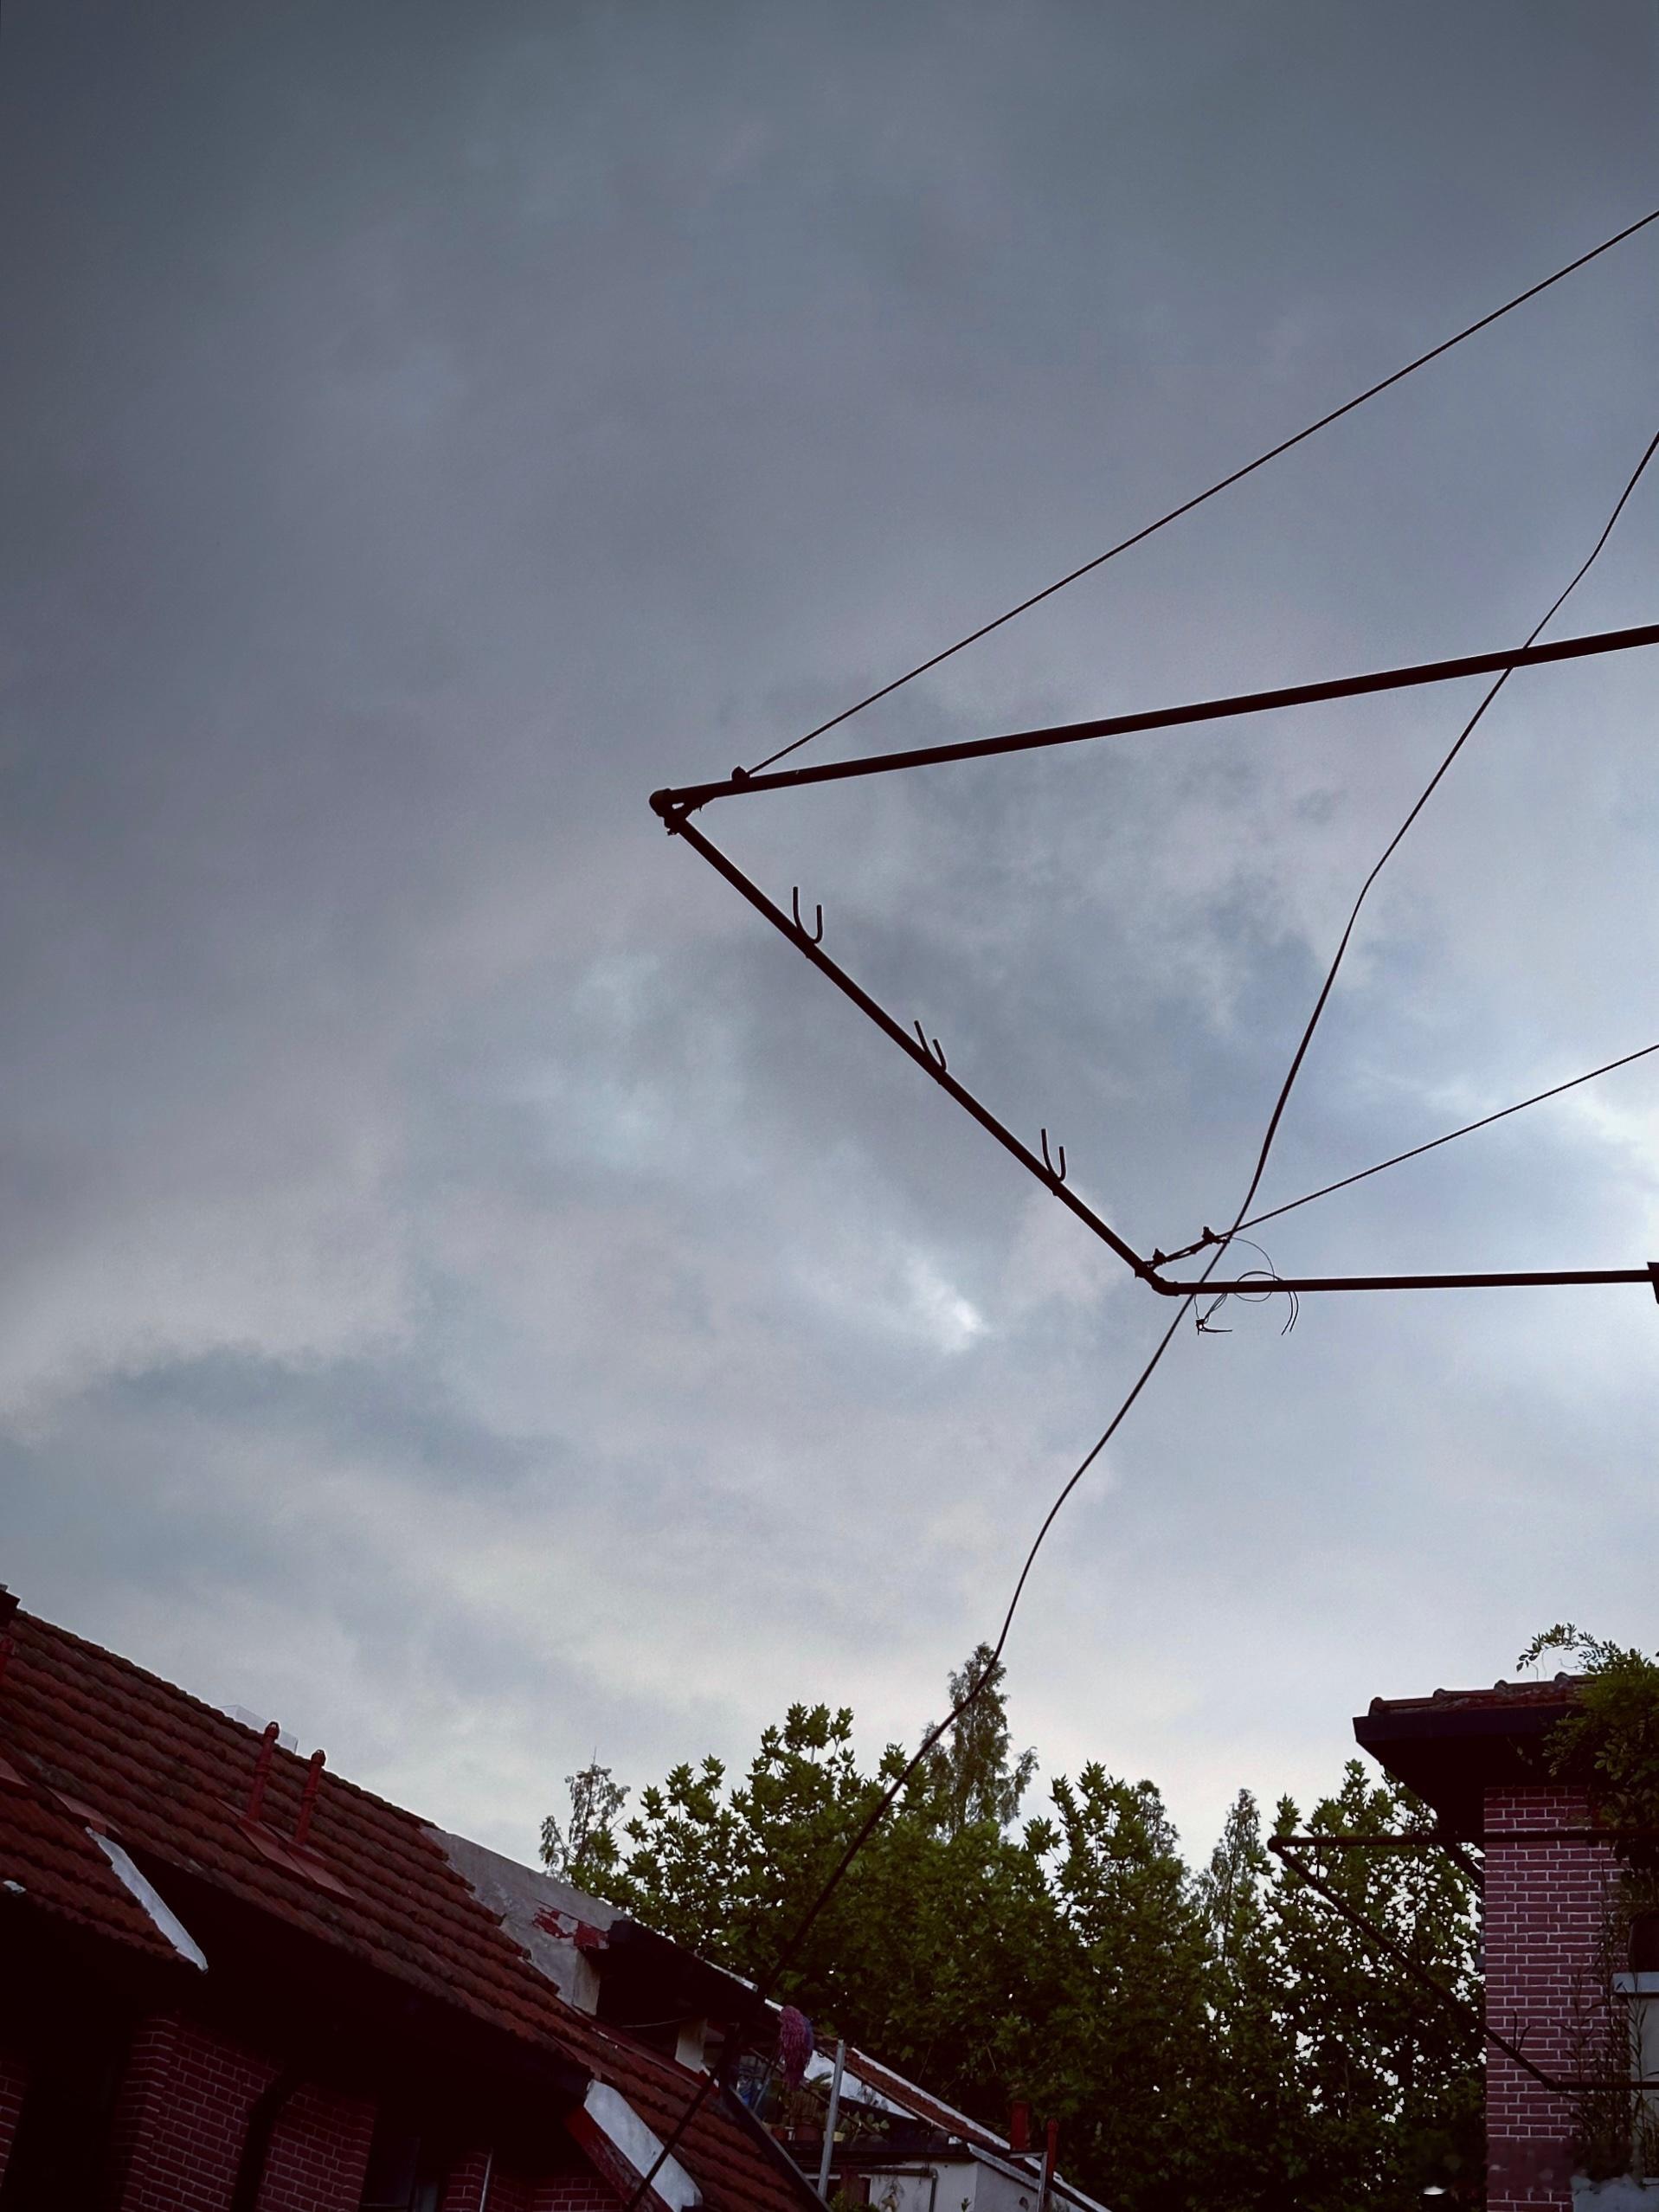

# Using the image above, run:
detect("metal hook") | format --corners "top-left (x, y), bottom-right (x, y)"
top-left (913, 1019), bottom-right (947, 1071)
top-left (1039, 1128), bottom-right (1067, 1184)
top-left (790, 887), bottom-right (823, 945)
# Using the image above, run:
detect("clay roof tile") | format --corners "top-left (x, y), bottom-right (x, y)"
top-left (0, 1607), bottom-right (808, 2212)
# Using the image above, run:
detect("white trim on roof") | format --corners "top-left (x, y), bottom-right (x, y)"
top-left (584, 2080), bottom-right (702, 2212)
top-left (93, 1834), bottom-right (207, 1971)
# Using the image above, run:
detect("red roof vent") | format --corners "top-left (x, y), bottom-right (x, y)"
top-left (239, 1817), bottom-right (351, 1898)
top-left (242, 1720), bottom-right (281, 1823)
top-left (231, 1720), bottom-right (349, 1896)
top-left (293, 1749), bottom-right (325, 1847)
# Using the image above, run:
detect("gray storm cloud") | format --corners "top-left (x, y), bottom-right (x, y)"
top-left (2, 0), bottom-right (1656, 1859)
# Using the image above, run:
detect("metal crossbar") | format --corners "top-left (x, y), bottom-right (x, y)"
top-left (1271, 1832), bottom-right (1659, 2094)
top-left (651, 623), bottom-right (1659, 1300)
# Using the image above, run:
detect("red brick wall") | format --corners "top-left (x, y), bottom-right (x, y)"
top-left (106, 2010), bottom-right (376, 2212)
top-left (97, 2012), bottom-right (620, 2212)
top-left (535, 2174), bottom-right (622, 2212)
top-left (442, 2149), bottom-right (498, 2212)
top-left (110, 2011), bottom-right (273, 2212)
top-left (1485, 1782), bottom-right (1622, 2212)
top-left (440, 2149), bottom-right (621, 2212)
top-left (260, 2076), bottom-right (375, 2209)
top-left (0, 2048), bottom-right (27, 2188)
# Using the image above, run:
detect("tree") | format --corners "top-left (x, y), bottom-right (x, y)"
top-left (582, 1701), bottom-right (882, 1977)
top-left (539, 1759), bottom-right (628, 1887)
top-left (1202, 1788), bottom-right (1270, 1977)
top-left (562, 1668), bottom-right (1087, 2141)
top-left (1520, 1623), bottom-right (1659, 1835)
top-left (541, 1664), bottom-right (1483, 2212)
top-left (1264, 1764), bottom-right (1482, 2210)
top-left (1199, 1791), bottom-right (1301, 2212)
top-left (1045, 1765), bottom-right (1217, 2212)
top-left (828, 1796), bottom-right (1078, 2124)
top-left (916, 1643), bottom-right (1038, 1837)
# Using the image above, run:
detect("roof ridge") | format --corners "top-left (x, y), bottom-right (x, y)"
top-left (1, 1605), bottom-right (815, 2212)
top-left (16, 1608), bottom-right (434, 1828)
top-left (841, 2047), bottom-right (1009, 2152)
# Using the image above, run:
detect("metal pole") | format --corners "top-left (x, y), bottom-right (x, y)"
top-left (816, 2041), bottom-right (846, 2202)
top-left (659, 807), bottom-right (1153, 1281)
top-left (1265, 1837), bottom-right (1645, 2093)
top-left (654, 807), bottom-right (1659, 1302)
top-left (652, 621), bottom-right (1659, 814)
top-left (1151, 1263), bottom-right (1659, 1296)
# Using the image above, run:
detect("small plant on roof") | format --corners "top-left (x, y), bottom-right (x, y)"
top-left (1517, 1625), bottom-right (1659, 1845)
top-left (1519, 1626), bottom-right (1659, 2181)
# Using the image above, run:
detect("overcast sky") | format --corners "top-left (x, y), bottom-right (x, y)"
top-left (3, 2), bottom-right (1656, 1874)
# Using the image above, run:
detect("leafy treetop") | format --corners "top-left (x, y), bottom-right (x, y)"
top-left (540, 1645), bottom-right (1481, 2212)
top-left (1518, 1624), bottom-right (1659, 1836)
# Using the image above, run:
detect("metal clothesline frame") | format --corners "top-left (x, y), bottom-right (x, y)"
top-left (651, 621), bottom-right (1659, 1301)
top-left (1271, 1829), bottom-right (1659, 2096)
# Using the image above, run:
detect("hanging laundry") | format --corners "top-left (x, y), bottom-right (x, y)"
top-left (778, 2004), bottom-right (814, 2089)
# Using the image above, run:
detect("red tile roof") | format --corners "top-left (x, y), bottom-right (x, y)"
top-left (1353, 1675), bottom-right (1588, 1839)
top-left (1363, 1675), bottom-right (1586, 1718)
top-left (839, 2049), bottom-right (1007, 2159)
top-left (0, 1605), bottom-right (810, 2212)
top-left (0, 1755), bottom-right (179, 1961)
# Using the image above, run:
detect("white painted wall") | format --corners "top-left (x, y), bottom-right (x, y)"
top-left (965, 2160), bottom-right (1042, 2212)
top-left (858, 2155), bottom-right (1051, 2212)
top-left (858, 2166), bottom-right (948, 2212)
top-left (1572, 2176), bottom-right (1659, 2204)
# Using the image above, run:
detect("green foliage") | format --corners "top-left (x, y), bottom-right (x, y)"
top-left (584, 1702), bottom-right (884, 1969)
top-left (916, 1643), bottom-right (1038, 1838)
top-left (1045, 1766), bottom-right (1216, 2211)
top-left (539, 1759), bottom-right (628, 1886)
top-left (1519, 1624), bottom-right (1659, 1836)
top-left (1199, 1791), bottom-right (1302, 2209)
top-left (1518, 1626), bottom-right (1659, 2181)
top-left (544, 1651), bottom-right (1481, 2212)
top-left (826, 1796), bottom-right (1071, 2118)
top-left (1266, 1767), bottom-right (1482, 2209)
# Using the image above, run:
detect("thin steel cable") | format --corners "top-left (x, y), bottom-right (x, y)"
top-left (691, 426), bottom-right (1659, 2130)
top-left (618, 1285), bottom-right (1204, 2209)
top-left (748, 206), bottom-right (1659, 777)
top-left (624, 428), bottom-right (1659, 2208)
top-left (1161, 1039), bottom-right (1659, 1264)
top-left (1214, 421), bottom-right (1659, 1259)
top-left (626, 268), bottom-right (1659, 2212)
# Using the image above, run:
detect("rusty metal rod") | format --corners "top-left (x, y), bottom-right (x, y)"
top-left (654, 621), bottom-right (1659, 815)
top-left (1152, 1264), bottom-right (1657, 1296)
top-left (653, 801), bottom-right (1659, 1302)
top-left (655, 807), bottom-right (1154, 1281)
top-left (1271, 1837), bottom-right (1592, 2093)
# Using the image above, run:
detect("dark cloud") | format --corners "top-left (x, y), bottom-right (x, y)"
top-left (2, 0), bottom-right (1656, 1862)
